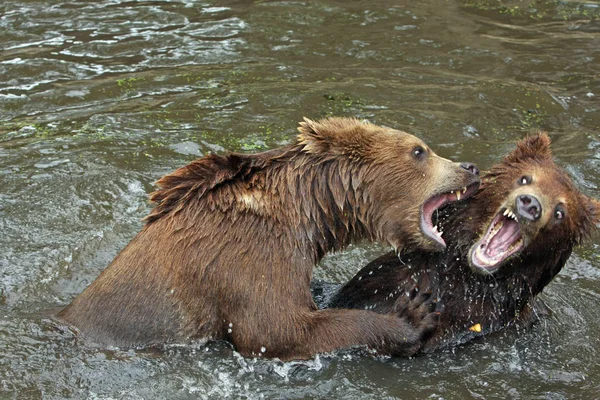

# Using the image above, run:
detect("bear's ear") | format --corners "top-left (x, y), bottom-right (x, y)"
top-left (297, 117), bottom-right (332, 154)
top-left (504, 133), bottom-right (552, 164)
top-left (297, 117), bottom-right (371, 156)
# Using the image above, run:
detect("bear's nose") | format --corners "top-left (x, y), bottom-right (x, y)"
top-left (516, 194), bottom-right (542, 221)
top-left (460, 162), bottom-right (479, 176)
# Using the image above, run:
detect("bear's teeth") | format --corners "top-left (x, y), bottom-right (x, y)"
top-left (508, 237), bottom-right (523, 252)
top-left (462, 187), bottom-right (467, 194)
top-left (456, 191), bottom-right (461, 201)
top-left (503, 209), bottom-right (517, 220)
top-left (489, 220), bottom-right (503, 239)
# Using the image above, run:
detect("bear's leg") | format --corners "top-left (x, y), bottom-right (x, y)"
top-left (227, 306), bottom-right (438, 360)
top-left (301, 308), bottom-right (439, 358)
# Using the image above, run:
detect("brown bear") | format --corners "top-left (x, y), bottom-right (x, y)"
top-left (57, 117), bottom-right (480, 360)
top-left (324, 134), bottom-right (600, 353)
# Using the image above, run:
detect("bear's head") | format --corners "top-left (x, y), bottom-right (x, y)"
top-left (469, 133), bottom-right (600, 273)
top-left (297, 117), bottom-right (481, 252)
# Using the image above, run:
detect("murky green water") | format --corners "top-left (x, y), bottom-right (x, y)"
top-left (1, 0), bottom-right (599, 398)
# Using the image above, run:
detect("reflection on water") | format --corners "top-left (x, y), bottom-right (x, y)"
top-left (1, 0), bottom-right (599, 398)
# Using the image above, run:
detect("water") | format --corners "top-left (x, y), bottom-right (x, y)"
top-left (1, 0), bottom-right (599, 398)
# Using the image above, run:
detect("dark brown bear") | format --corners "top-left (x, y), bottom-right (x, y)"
top-left (326, 134), bottom-right (600, 352)
top-left (57, 117), bottom-right (480, 360)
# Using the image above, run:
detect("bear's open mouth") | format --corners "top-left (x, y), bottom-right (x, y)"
top-left (470, 208), bottom-right (524, 272)
top-left (420, 182), bottom-right (479, 247)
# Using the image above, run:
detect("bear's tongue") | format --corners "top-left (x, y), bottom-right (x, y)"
top-left (484, 218), bottom-right (520, 258)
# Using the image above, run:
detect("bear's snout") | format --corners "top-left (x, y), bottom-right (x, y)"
top-left (516, 194), bottom-right (542, 221)
top-left (460, 162), bottom-right (479, 176)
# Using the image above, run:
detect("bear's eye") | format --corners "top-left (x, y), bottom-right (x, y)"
top-left (554, 206), bottom-right (565, 220)
top-left (412, 146), bottom-right (426, 160)
top-left (518, 175), bottom-right (532, 185)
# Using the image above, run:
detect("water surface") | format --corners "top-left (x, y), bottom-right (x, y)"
top-left (1, 0), bottom-right (600, 398)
